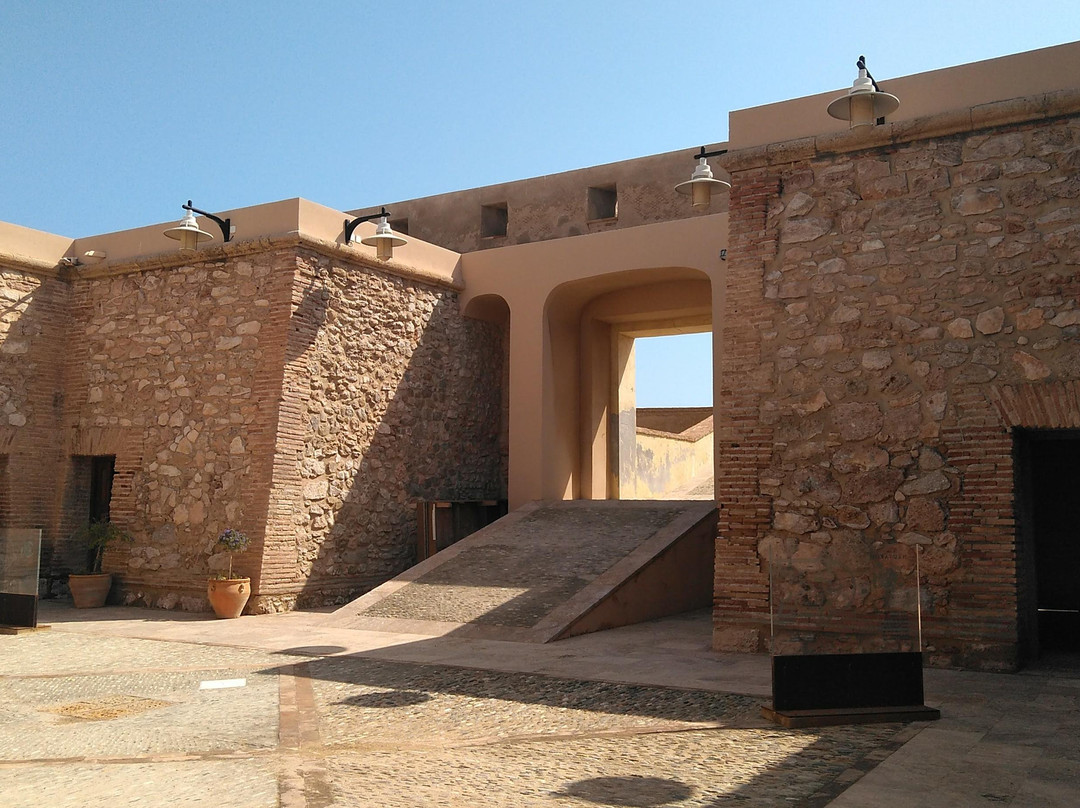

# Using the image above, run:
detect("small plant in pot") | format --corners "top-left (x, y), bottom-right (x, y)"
top-left (207, 528), bottom-right (251, 619)
top-left (68, 521), bottom-right (133, 608)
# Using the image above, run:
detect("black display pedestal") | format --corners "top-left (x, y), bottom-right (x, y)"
top-left (762, 651), bottom-right (941, 728)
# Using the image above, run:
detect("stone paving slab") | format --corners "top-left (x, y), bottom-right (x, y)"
top-left (0, 760), bottom-right (279, 808)
top-left (825, 667), bottom-right (1080, 808)
top-left (5, 603), bottom-right (1078, 807)
top-left (0, 620), bottom-right (916, 808)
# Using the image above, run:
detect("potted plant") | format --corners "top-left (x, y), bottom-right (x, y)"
top-left (207, 528), bottom-right (251, 619)
top-left (68, 521), bottom-right (133, 608)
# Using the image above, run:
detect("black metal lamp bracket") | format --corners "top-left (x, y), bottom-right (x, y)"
top-left (183, 200), bottom-right (232, 242)
top-left (344, 207), bottom-right (392, 244)
top-left (694, 146), bottom-right (728, 160)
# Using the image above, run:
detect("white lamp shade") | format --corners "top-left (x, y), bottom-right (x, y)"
top-left (675, 157), bottom-right (731, 208)
top-left (164, 209), bottom-right (215, 250)
top-left (360, 217), bottom-right (407, 260)
top-left (827, 69), bottom-right (900, 128)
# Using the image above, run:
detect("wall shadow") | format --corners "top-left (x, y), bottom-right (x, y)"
top-left (262, 652), bottom-right (761, 725)
top-left (283, 257), bottom-right (506, 607)
top-left (255, 648), bottom-right (912, 806)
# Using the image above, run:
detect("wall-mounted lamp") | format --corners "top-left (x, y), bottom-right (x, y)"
top-left (675, 147), bottom-right (730, 209)
top-left (59, 249), bottom-right (109, 268)
top-left (164, 200), bottom-right (233, 250)
top-left (344, 207), bottom-right (407, 260)
top-left (827, 55), bottom-right (900, 128)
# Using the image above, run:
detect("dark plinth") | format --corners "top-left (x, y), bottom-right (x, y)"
top-left (762, 651), bottom-right (940, 727)
top-left (0, 592), bottom-right (38, 629)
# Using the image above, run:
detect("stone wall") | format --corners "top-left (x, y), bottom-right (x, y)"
top-left (63, 251), bottom-right (296, 607)
top-left (1, 240), bottom-right (504, 612)
top-left (253, 248), bottom-right (505, 611)
top-left (49, 244), bottom-right (504, 612)
top-left (715, 101), bottom-right (1080, 669)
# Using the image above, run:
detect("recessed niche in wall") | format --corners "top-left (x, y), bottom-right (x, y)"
top-left (389, 218), bottom-right (409, 236)
top-left (587, 185), bottom-right (618, 221)
top-left (481, 203), bottom-right (508, 238)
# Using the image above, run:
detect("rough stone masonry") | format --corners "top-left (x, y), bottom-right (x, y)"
top-left (0, 240), bottom-right (505, 613)
top-left (714, 91), bottom-right (1080, 670)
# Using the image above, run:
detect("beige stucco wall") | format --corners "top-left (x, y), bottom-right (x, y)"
top-left (0, 222), bottom-right (72, 272)
top-left (459, 214), bottom-right (727, 507)
top-left (632, 428), bottom-right (713, 500)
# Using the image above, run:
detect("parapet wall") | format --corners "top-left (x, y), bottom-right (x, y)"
top-left (636, 407), bottom-right (713, 437)
top-left (348, 147), bottom-right (728, 254)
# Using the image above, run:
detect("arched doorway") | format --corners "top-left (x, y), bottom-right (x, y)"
top-left (544, 270), bottom-right (714, 501)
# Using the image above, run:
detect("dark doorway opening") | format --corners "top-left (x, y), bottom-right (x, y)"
top-left (1015, 429), bottom-right (1080, 661)
top-left (89, 455), bottom-right (115, 525)
top-left (61, 455), bottom-right (116, 575)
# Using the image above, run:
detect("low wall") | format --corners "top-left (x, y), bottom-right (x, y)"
top-left (632, 408), bottom-right (714, 499)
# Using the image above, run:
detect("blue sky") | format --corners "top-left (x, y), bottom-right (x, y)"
top-left (2, 1), bottom-right (1077, 406)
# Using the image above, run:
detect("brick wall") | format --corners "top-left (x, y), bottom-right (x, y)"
top-left (0, 267), bottom-right (69, 574)
top-left (715, 102), bottom-right (1080, 670)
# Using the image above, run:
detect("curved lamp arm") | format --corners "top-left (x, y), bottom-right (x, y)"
top-left (344, 207), bottom-right (392, 244)
top-left (183, 200), bottom-right (232, 242)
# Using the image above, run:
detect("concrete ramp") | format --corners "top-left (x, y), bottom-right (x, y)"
top-left (324, 500), bottom-right (717, 643)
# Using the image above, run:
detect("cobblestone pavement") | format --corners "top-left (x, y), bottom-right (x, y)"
top-left (0, 629), bottom-right (917, 808)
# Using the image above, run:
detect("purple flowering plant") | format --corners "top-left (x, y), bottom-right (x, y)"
top-left (215, 528), bottom-right (250, 580)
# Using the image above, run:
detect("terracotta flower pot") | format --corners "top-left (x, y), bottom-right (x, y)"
top-left (69, 573), bottom-right (112, 608)
top-left (207, 577), bottom-right (250, 619)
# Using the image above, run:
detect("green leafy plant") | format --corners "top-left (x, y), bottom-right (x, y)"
top-left (215, 528), bottom-right (250, 580)
top-left (73, 521), bottom-right (134, 574)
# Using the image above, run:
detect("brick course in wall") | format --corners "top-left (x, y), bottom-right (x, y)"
top-left (715, 99), bottom-right (1080, 670)
top-left (0, 268), bottom-right (69, 572)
